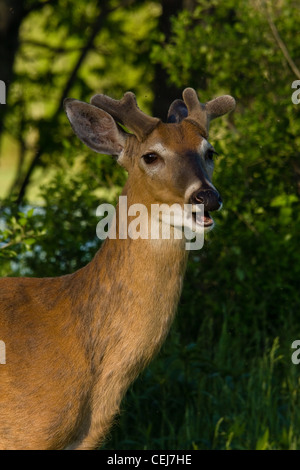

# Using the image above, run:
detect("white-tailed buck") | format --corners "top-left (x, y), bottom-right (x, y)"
top-left (0, 88), bottom-right (235, 450)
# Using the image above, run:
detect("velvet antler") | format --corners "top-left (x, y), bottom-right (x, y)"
top-left (91, 88), bottom-right (235, 141)
top-left (91, 92), bottom-right (160, 142)
top-left (168, 87), bottom-right (236, 137)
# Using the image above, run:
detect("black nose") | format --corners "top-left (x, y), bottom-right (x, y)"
top-left (192, 189), bottom-right (222, 211)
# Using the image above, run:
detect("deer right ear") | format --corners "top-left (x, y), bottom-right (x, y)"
top-left (167, 99), bottom-right (188, 123)
top-left (64, 99), bottom-right (127, 157)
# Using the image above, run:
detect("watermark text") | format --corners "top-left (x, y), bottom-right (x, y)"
top-left (0, 80), bottom-right (6, 104)
top-left (96, 196), bottom-right (206, 250)
top-left (291, 80), bottom-right (300, 104)
top-left (0, 340), bottom-right (6, 364)
top-left (291, 340), bottom-right (300, 364)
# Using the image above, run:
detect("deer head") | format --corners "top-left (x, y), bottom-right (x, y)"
top-left (64, 88), bottom-right (235, 236)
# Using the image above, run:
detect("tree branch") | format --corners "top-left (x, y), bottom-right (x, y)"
top-left (16, 0), bottom-right (135, 205)
top-left (16, 2), bottom-right (108, 205)
top-left (265, 3), bottom-right (300, 80)
top-left (21, 39), bottom-right (85, 53)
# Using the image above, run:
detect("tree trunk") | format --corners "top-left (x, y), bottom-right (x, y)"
top-left (152, 0), bottom-right (197, 120)
top-left (0, 0), bottom-right (27, 136)
top-left (152, 0), bottom-right (182, 120)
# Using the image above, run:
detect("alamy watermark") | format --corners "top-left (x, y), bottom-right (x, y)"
top-left (291, 80), bottom-right (300, 104)
top-left (96, 196), bottom-right (206, 250)
top-left (291, 340), bottom-right (300, 365)
top-left (0, 80), bottom-right (6, 105)
top-left (0, 340), bottom-right (6, 365)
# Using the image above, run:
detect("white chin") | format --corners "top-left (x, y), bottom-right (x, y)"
top-left (171, 213), bottom-right (215, 235)
top-left (189, 219), bottom-right (215, 234)
top-left (203, 222), bottom-right (214, 233)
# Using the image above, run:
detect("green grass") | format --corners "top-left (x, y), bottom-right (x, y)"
top-left (101, 323), bottom-right (300, 450)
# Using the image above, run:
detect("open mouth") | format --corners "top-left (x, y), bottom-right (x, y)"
top-left (191, 205), bottom-right (214, 228)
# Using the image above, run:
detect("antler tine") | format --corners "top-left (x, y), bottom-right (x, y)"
top-left (205, 95), bottom-right (236, 121)
top-left (182, 88), bottom-right (208, 136)
top-left (182, 87), bottom-right (236, 136)
top-left (91, 92), bottom-right (160, 142)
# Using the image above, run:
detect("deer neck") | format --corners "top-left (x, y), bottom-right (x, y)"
top-left (65, 186), bottom-right (189, 448)
top-left (72, 185), bottom-right (189, 365)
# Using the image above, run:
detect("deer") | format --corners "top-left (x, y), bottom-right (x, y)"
top-left (0, 88), bottom-right (235, 450)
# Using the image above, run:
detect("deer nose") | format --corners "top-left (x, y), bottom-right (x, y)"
top-left (192, 189), bottom-right (222, 211)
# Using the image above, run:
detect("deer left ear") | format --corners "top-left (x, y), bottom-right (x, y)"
top-left (64, 99), bottom-right (127, 157)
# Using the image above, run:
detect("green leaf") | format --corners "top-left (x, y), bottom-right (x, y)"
top-left (23, 238), bottom-right (36, 246)
top-left (256, 429), bottom-right (270, 450)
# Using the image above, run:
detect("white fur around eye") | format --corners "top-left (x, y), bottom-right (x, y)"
top-left (147, 143), bottom-right (168, 156)
top-left (198, 138), bottom-right (209, 156)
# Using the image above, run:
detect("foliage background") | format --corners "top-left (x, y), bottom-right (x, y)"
top-left (0, 0), bottom-right (300, 450)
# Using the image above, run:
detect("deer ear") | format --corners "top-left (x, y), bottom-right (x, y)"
top-left (167, 99), bottom-right (188, 123)
top-left (64, 99), bottom-right (127, 156)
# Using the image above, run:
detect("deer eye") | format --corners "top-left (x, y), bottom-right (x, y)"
top-left (205, 148), bottom-right (219, 161)
top-left (142, 153), bottom-right (159, 164)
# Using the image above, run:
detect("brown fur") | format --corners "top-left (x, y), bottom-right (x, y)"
top-left (0, 204), bottom-right (187, 449)
top-left (0, 90), bottom-right (233, 449)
